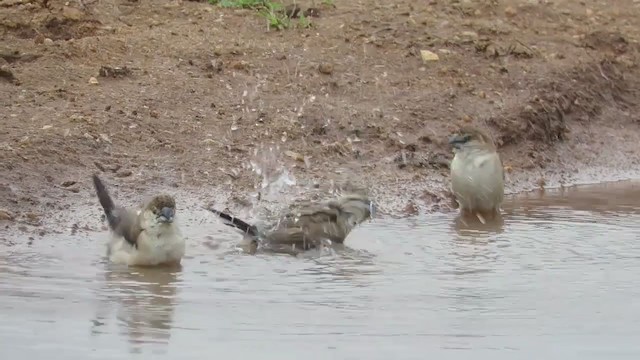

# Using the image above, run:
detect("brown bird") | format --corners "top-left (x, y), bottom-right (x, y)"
top-left (92, 174), bottom-right (185, 267)
top-left (448, 127), bottom-right (505, 223)
top-left (208, 193), bottom-right (375, 255)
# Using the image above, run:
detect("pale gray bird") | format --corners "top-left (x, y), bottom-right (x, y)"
top-left (448, 127), bottom-right (505, 223)
top-left (208, 193), bottom-right (375, 255)
top-left (92, 174), bottom-right (185, 266)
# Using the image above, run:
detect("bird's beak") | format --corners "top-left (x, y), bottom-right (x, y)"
top-left (448, 134), bottom-right (466, 149)
top-left (158, 207), bottom-right (175, 223)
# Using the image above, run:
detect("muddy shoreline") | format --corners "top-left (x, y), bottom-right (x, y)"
top-left (2, 0), bottom-right (640, 237)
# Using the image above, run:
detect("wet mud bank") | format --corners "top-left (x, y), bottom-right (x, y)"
top-left (2, 0), bottom-right (640, 238)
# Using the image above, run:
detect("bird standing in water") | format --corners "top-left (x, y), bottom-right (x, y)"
top-left (448, 127), bottom-right (504, 224)
top-left (208, 193), bottom-right (375, 255)
top-left (92, 174), bottom-right (185, 267)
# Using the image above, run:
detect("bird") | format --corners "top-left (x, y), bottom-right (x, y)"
top-left (208, 192), bottom-right (375, 255)
top-left (448, 126), bottom-right (504, 224)
top-left (92, 174), bottom-right (185, 267)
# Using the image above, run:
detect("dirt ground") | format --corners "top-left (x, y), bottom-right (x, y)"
top-left (2, 0), bottom-right (640, 235)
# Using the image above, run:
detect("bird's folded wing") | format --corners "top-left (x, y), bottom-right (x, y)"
top-left (265, 227), bottom-right (322, 250)
top-left (111, 207), bottom-right (143, 248)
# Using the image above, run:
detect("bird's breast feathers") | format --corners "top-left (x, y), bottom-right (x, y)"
top-left (138, 216), bottom-right (185, 252)
top-left (452, 150), bottom-right (502, 174)
top-left (108, 211), bottom-right (185, 266)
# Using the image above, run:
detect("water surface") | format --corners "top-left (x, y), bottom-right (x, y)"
top-left (2, 182), bottom-right (640, 359)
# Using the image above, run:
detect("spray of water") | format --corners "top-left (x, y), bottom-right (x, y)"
top-left (245, 144), bottom-right (297, 205)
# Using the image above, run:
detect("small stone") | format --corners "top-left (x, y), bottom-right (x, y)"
top-left (44, 38), bottom-right (54, 45)
top-left (284, 150), bottom-right (305, 162)
top-left (318, 63), bottom-right (333, 75)
top-left (231, 61), bottom-right (249, 70)
top-left (420, 50), bottom-right (439, 63)
top-left (403, 201), bottom-right (419, 216)
top-left (98, 66), bottom-right (132, 78)
top-left (585, 8), bottom-right (593, 16)
top-left (62, 6), bottom-right (85, 21)
top-left (61, 180), bottom-right (77, 187)
top-left (88, 77), bottom-right (99, 85)
top-left (0, 209), bottom-right (14, 221)
top-left (25, 212), bottom-right (40, 224)
top-left (94, 161), bottom-right (106, 172)
top-left (115, 170), bottom-right (133, 178)
top-left (0, 65), bottom-right (17, 83)
top-left (460, 31), bottom-right (478, 40)
top-left (504, 6), bottom-right (517, 17)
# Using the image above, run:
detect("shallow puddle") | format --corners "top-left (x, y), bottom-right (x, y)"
top-left (1, 181), bottom-right (640, 359)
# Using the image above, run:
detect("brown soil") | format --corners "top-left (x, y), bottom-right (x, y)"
top-left (2, 0), bottom-right (640, 235)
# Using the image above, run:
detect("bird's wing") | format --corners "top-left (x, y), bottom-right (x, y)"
top-left (274, 196), bottom-right (372, 245)
top-left (265, 227), bottom-right (321, 251)
top-left (112, 208), bottom-right (144, 248)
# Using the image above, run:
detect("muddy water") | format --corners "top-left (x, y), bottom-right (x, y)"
top-left (2, 182), bottom-right (640, 359)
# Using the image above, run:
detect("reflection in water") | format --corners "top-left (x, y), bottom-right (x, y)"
top-left (504, 181), bottom-right (640, 215)
top-left (451, 213), bottom-right (505, 239)
top-left (2, 181), bottom-right (640, 359)
top-left (92, 266), bottom-right (180, 354)
top-left (300, 248), bottom-right (380, 285)
top-left (445, 214), bottom-right (502, 315)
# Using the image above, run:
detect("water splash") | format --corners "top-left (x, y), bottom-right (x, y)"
top-left (247, 144), bottom-right (297, 202)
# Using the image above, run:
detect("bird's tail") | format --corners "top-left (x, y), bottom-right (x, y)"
top-left (207, 208), bottom-right (261, 238)
top-left (92, 174), bottom-right (119, 230)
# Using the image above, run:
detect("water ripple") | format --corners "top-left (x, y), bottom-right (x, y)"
top-left (2, 183), bottom-right (640, 358)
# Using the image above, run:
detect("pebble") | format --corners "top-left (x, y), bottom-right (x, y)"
top-left (284, 150), bottom-right (305, 162)
top-left (318, 63), bottom-right (334, 75)
top-left (62, 6), bottom-right (85, 21)
top-left (115, 170), bottom-right (133, 178)
top-left (420, 50), bottom-right (440, 63)
top-left (504, 6), bottom-right (517, 17)
top-left (460, 31), bottom-right (478, 40)
top-left (0, 209), bottom-right (14, 221)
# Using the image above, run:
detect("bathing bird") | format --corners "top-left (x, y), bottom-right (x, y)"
top-left (92, 174), bottom-right (185, 267)
top-left (208, 193), bottom-right (375, 255)
top-left (448, 126), bottom-right (504, 223)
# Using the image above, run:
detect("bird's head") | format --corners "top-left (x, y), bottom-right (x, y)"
top-left (448, 127), bottom-right (496, 152)
top-left (145, 194), bottom-right (177, 224)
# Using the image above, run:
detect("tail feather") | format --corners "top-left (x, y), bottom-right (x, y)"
top-left (92, 174), bottom-right (141, 247)
top-left (207, 208), bottom-right (260, 238)
top-left (92, 174), bottom-right (119, 230)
